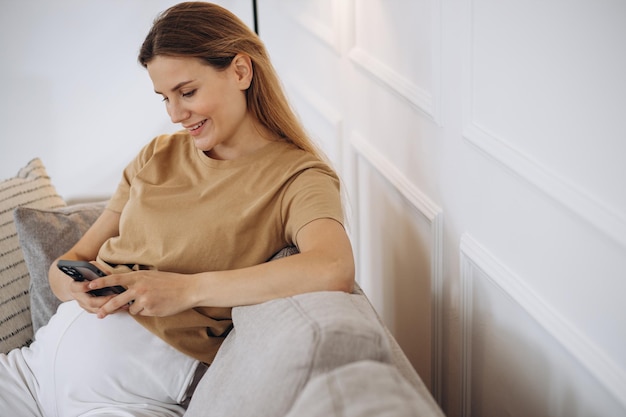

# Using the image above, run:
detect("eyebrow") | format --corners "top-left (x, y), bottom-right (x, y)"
top-left (154, 80), bottom-right (195, 95)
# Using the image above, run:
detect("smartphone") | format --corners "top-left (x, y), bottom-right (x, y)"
top-left (57, 260), bottom-right (126, 297)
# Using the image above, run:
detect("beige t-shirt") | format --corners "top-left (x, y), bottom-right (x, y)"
top-left (97, 131), bottom-right (343, 363)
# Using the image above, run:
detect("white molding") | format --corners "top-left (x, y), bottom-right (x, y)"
top-left (285, 1), bottom-right (341, 53)
top-left (459, 244), bottom-right (474, 417)
top-left (350, 131), bottom-right (443, 401)
top-left (462, 0), bottom-right (626, 250)
top-left (460, 234), bottom-right (626, 414)
top-left (350, 131), bottom-right (441, 221)
top-left (463, 123), bottom-right (626, 250)
top-left (347, 0), bottom-right (443, 125)
top-left (348, 47), bottom-right (435, 119)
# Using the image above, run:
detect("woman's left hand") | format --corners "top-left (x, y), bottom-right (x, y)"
top-left (88, 270), bottom-right (199, 319)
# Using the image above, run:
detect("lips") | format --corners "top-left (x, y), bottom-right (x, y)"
top-left (186, 119), bottom-right (207, 132)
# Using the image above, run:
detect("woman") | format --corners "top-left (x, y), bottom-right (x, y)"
top-left (0, 2), bottom-right (354, 415)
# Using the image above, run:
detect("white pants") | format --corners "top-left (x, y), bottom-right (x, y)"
top-left (0, 301), bottom-right (199, 417)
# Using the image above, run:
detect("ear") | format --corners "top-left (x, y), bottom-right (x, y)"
top-left (232, 54), bottom-right (253, 90)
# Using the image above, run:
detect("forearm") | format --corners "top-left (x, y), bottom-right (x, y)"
top-left (191, 250), bottom-right (355, 308)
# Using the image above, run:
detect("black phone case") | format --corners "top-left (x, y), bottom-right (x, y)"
top-left (57, 260), bottom-right (126, 297)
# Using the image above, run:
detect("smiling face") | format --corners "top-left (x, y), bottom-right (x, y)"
top-left (147, 55), bottom-right (267, 160)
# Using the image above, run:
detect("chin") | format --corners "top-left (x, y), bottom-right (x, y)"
top-left (192, 137), bottom-right (213, 151)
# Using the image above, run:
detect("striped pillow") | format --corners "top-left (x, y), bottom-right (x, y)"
top-left (0, 158), bottom-right (66, 353)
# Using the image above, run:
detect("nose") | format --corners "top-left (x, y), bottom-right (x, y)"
top-left (167, 101), bottom-right (191, 124)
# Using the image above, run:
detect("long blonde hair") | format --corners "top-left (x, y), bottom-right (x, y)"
top-left (138, 2), bottom-right (326, 162)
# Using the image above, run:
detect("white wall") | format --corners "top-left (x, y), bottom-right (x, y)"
top-left (257, 0), bottom-right (626, 416)
top-left (0, 0), bottom-right (253, 201)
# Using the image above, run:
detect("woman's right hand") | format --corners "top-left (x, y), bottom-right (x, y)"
top-left (48, 209), bottom-right (121, 307)
top-left (68, 277), bottom-right (117, 314)
top-left (48, 259), bottom-right (114, 313)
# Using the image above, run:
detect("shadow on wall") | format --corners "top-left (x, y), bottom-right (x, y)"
top-left (361, 165), bottom-right (434, 390)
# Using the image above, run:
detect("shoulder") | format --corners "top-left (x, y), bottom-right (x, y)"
top-left (269, 141), bottom-right (338, 179)
top-left (272, 143), bottom-right (342, 198)
top-left (150, 130), bottom-right (192, 154)
top-left (134, 130), bottom-right (195, 165)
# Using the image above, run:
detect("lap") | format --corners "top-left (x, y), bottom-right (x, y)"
top-left (7, 301), bottom-right (197, 417)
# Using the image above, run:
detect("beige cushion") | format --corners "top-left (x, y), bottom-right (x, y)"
top-left (185, 291), bottom-right (392, 417)
top-left (0, 158), bottom-right (65, 353)
top-left (285, 360), bottom-right (431, 417)
top-left (14, 202), bottom-right (106, 332)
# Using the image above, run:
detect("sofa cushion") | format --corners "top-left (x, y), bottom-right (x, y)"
top-left (285, 360), bottom-right (432, 417)
top-left (14, 202), bottom-right (106, 332)
top-left (0, 158), bottom-right (66, 353)
top-left (185, 291), bottom-right (392, 417)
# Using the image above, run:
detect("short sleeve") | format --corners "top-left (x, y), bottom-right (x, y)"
top-left (281, 167), bottom-right (344, 246)
top-left (107, 137), bottom-right (159, 213)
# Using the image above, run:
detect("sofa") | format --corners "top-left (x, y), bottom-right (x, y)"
top-left (0, 158), bottom-right (445, 417)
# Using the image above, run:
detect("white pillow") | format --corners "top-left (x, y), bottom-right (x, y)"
top-left (0, 158), bottom-right (65, 353)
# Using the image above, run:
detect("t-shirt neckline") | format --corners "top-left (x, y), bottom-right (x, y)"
top-left (194, 140), bottom-right (287, 169)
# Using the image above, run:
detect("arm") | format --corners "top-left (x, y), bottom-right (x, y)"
top-left (192, 217), bottom-right (355, 306)
top-left (49, 209), bottom-right (120, 308)
top-left (90, 218), bottom-right (355, 318)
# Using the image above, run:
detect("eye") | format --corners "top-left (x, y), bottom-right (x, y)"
top-left (161, 96), bottom-right (169, 103)
top-left (182, 89), bottom-right (196, 98)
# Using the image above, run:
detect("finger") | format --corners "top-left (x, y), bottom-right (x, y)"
top-left (87, 275), bottom-right (124, 291)
top-left (96, 293), bottom-right (135, 319)
top-left (70, 282), bottom-right (103, 311)
top-left (76, 293), bottom-right (114, 314)
top-left (70, 280), bottom-right (92, 294)
top-left (129, 305), bottom-right (144, 316)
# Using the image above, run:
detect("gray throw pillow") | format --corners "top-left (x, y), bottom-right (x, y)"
top-left (185, 291), bottom-right (392, 417)
top-left (0, 158), bottom-right (66, 353)
top-left (285, 361), bottom-right (431, 417)
top-left (14, 202), bottom-right (106, 332)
